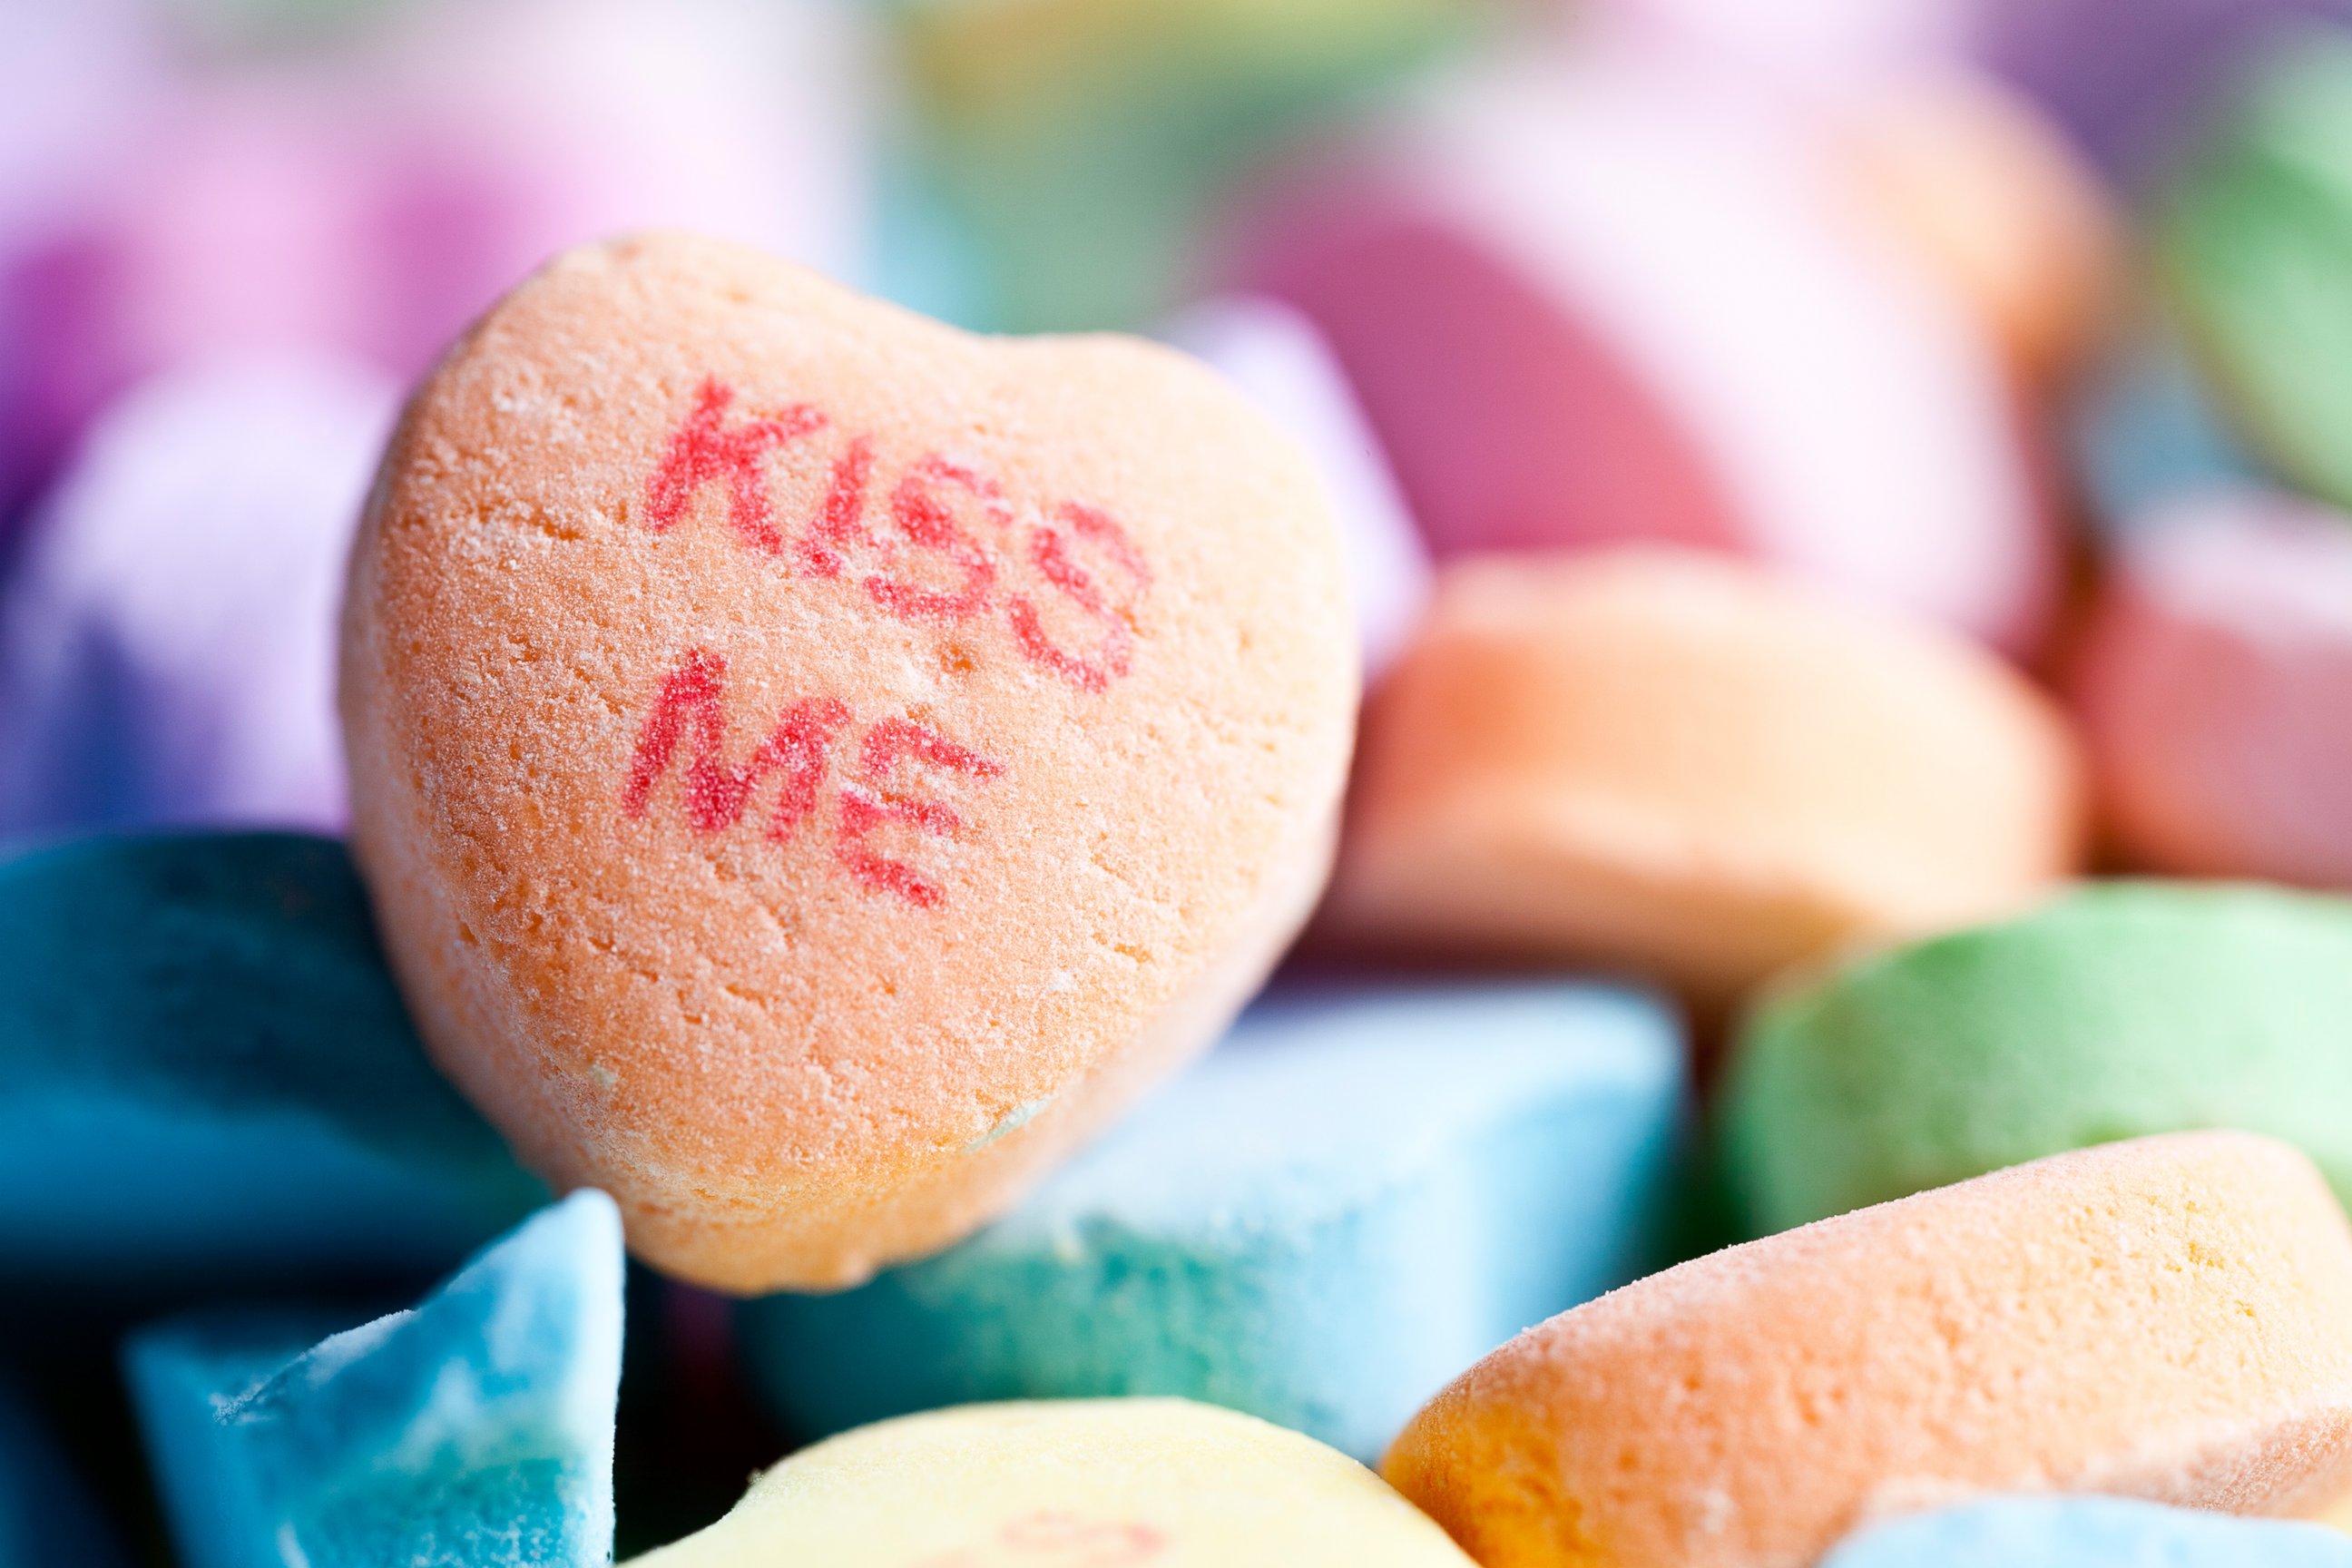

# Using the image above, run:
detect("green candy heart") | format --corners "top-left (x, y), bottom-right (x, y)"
top-left (2163, 30), bottom-right (2352, 512)
top-left (1720, 881), bottom-right (2352, 1236)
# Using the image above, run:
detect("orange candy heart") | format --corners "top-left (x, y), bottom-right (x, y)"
top-left (340, 234), bottom-right (1356, 1291)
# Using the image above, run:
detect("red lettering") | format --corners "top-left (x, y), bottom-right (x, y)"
top-left (639, 387), bottom-right (1158, 693)
top-left (999, 1513), bottom-right (1166, 1564)
top-left (837, 717), bottom-right (1004, 908)
top-left (867, 454), bottom-right (1007, 623)
top-left (794, 435), bottom-right (877, 580)
top-left (622, 650), bottom-right (850, 840)
top-left (905, 1514), bottom-right (1165, 1568)
top-left (623, 656), bottom-right (1003, 909)
top-left (858, 715), bottom-right (1003, 783)
top-left (644, 378), bottom-right (825, 554)
top-left (1008, 503), bottom-right (1150, 692)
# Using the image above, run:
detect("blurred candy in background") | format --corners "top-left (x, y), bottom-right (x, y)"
top-left (888, 0), bottom-right (1485, 330)
top-left (9, 0), bottom-right (2352, 863)
top-left (2072, 490), bottom-right (2352, 886)
top-left (0, 0), bottom-right (871, 845)
top-left (0, 352), bottom-right (396, 834)
top-left (1163, 294), bottom-right (1433, 680)
top-left (13, 0), bottom-right (2352, 1556)
top-left (1237, 43), bottom-right (2076, 656)
top-left (0, 0), bottom-right (868, 527)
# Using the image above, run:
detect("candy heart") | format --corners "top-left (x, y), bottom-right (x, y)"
top-left (1720, 882), bottom-right (2352, 1236)
top-left (1323, 548), bottom-right (2083, 1007)
top-left (1243, 47), bottom-right (2057, 656)
top-left (2071, 492), bottom-right (2352, 888)
top-left (2160, 28), bottom-right (2352, 511)
top-left (340, 232), bottom-right (1357, 1292)
top-left (125, 1191), bottom-right (624, 1568)
top-left (1384, 1132), bottom-right (2352, 1568)
top-left (740, 981), bottom-right (1684, 1462)
top-left (633, 1399), bottom-right (1477, 1568)
top-left (1830, 69), bottom-right (2117, 388)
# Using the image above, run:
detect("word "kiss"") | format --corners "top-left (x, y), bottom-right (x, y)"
top-left (645, 378), bottom-right (1152, 694)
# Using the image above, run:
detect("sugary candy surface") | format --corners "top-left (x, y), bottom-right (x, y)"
top-left (1722, 881), bottom-right (2352, 1234)
top-left (633, 1398), bottom-right (1477, 1567)
top-left (340, 232), bottom-right (1356, 1290)
top-left (1326, 548), bottom-right (2082, 1004)
top-left (1385, 1133), bottom-right (2352, 1568)
top-left (740, 983), bottom-right (1682, 1460)
top-left (125, 1191), bottom-right (623, 1568)
top-left (0, 832), bottom-right (544, 1300)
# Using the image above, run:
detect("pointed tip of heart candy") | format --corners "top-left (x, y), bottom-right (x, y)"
top-left (125, 1191), bottom-right (625, 1568)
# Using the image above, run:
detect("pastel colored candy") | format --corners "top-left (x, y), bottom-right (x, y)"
top-left (1720, 881), bottom-right (2352, 1235)
top-left (739, 982), bottom-right (1683, 1461)
top-left (124, 1191), bottom-right (624, 1568)
top-left (1582, 0), bottom-right (1965, 83)
top-left (1831, 69), bottom-right (2116, 387)
top-left (894, 0), bottom-right (1474, 330)
top-left (1533, 29), bottom-right (2114, 388)
top-left (0, 1), bottom-right (149, 234)
top-left (0, 87), bottom-right (382, 517)
top-left (899, 0), bottom-right (1467, 125)
top-left (340, 233), bottom-right (1356, 1291)
top-left (1384, 1132), bottom-right (2352, 1568)
top-left (2071, 334), bottom-right (2265, 532)
top-left (2161, 30), bottom-right (2352, 512)
top-left (0, 351), bottom-right (397, 836)
top-left (1246, 47), bottom-right (2055, 653)
top-left (1820, 1495), bottom-right (2352, 1567)
top-left (0, 1376), bottom-right (126, 1568)
top-left (0, 0), bottom-right (868, 509)
top-left (371, 0), bottom-right (871, 289)
top-left (633, 1398), bottom-right (1476, 1566)
top-left (1324, 548), bottom-right (2084, 1005)
top-left (0, 0), bottom-right (153, 518)
top-left (0, 832), bottom-right (544, 1300)
top-left (141, 0), bottom-right (407, 46)
top-left (1976, 0), bottom-right (2332, 181)
top-left (1163, 296), bottom-right (1432, 681)
top-left (2071, 493), bottom-right (2352, 887)
top-left (1586, 0), bottom-right (2308, 197)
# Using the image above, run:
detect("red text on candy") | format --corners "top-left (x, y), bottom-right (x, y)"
top-left (908, 1510), bottom-right (1167, 1567)
top-left (622, 647), bottom-right (1001, 910)
top-left (645, 378), bottom-right (1150, 692)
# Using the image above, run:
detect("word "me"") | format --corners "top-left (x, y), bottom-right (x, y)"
top-left (622, 647), bottom-right (1001, 910)
top-left (646, 378), bottom-right (1152, 694)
